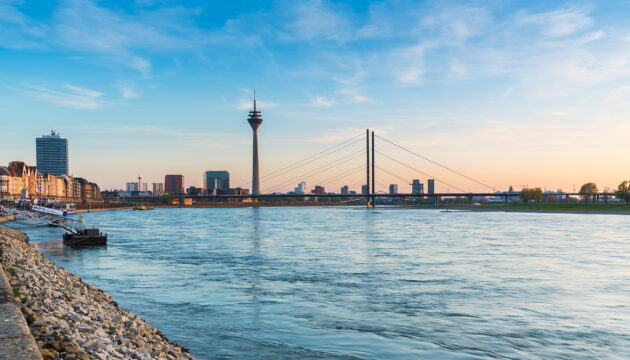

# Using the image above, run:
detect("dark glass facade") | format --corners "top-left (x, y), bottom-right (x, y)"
top-left (36, 131), bottom-right (68, 176)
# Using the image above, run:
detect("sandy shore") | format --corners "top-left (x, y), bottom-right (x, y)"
top-left (0, 225), bottom-right (196, 360)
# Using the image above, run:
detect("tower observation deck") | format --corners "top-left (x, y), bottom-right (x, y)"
top-left (247, 91), bottom-right (263, 195)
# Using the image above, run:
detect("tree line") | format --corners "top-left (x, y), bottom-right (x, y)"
top-left (579, 181), bottom-right (630, 205)
top-left (519, 180), bottom-right (630, 205)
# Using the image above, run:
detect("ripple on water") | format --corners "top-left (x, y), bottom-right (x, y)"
top-left (11, 207), bottom-right (630, 359)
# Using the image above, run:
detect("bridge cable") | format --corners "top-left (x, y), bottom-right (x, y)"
top-left (265, 150), bottom-right (365, 193)
top-left (375, 135), bottom-right (496, 191)
top-left (237, 133), bottom-right (365, 189)
top-left (375, 150), bottom-right (468, 193)
top-left (314, 165), bottom-right (365, 187)
top-left (375, 166), bottom-right (412, 184)
top-left (260, 136), bottom-right (364, 182)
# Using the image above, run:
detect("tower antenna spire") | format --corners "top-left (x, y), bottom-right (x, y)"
top-left (254, 89), bottom-right (257, 111)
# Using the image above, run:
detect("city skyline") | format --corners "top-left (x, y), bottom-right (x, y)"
top-left (2, 1), bottom-right (630, 192)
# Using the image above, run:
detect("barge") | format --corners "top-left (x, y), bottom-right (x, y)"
top-left (63, 228), bottom-right (107, 246)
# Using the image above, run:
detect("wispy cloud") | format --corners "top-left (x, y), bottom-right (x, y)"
top-left (235, 98), bottom-right (278, 110)
top-left (8, 83), bottom-right (105, 109)
top-left (115, 82), bottom-right (140, 100)
top-left (310, 96), bottom-right (334, 107)
top-left (515, 6), bottom-right (593, 38)
top-left (279, 0), bottom-right (351, 42)
top-left (0, 0), bottom-right (219, 76)
top-left (0, 0), bottom-right (46, 49)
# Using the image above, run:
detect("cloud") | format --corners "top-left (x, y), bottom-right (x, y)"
top-left (280, 0), bottom-right (351, 42)
top-left (333, 87), bottom-right (370, 104)
top-left (390, 44), bottom-right (431, 84)
top-left (0, 1), bottom-right (46, 49)
top-left (311, 96), bottom-right (334, 107)
top-left (115, 82), bottom-right (140, 100)
top-left (112, 125), bottom-right (240, 148)
top-left (121, 87), bottom-right (139, 100)
top-left (9, 83), bottom-right (105, 109)
top-left (53, 0), bottom-right (203, 52)
top-left (129, 56), bottom-right (152, 77)
top-left (419, 5), bottom-right (491, 44)
top-left (235, 98), bottom-right (278, 110)
top-left (516, 6), bottom-right (593, 38)
top-left (348, 95), bottom-right (369, 103)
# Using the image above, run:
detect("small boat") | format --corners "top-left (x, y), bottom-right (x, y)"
top-left (132, 204), bottom-right (147, 210)
top-left (63, 228), bottom-right (107, 246)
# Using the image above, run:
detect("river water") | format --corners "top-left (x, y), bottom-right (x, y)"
top-left (10, 207), bottom-right (630, 359)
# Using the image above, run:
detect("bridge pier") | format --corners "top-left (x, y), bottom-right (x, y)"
top-left (468, 195), bottom-right (473, 206)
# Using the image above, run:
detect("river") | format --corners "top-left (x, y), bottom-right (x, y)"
top-left (11, 207), bottom-right (630, 359)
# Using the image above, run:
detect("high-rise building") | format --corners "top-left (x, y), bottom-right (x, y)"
top-left (247, 91), bottom-right (263, 195)
top-left (389, 184), bottom-right (398, 195)
top-left (361, 184), bottom-right (368, 195)
top-left (126, 182), bottom-right (148, 192)
top-left (411, 179), bottom-right (424, 194)
top-left (165, 175), bottom-right (184, 194)
top-left (294, 181), bottom-right (307, 194)
top-left (204, 171), bottom-right (230, 191)
top-left (340, 185), bottom-right (349, 195)
top-left (428, 179), bottom-right (435, 194)
top-left (311, 185), bottom-right (325, 195)
top-left (152, 183), bottom-right (164, 195)
top-left (36, 130), bottom-right (68, 176)
top-left (126, 182), bottom-right (138, 192)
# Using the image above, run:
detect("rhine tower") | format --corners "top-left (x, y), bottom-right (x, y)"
top-left (247, 90), bottom-right (263, 195)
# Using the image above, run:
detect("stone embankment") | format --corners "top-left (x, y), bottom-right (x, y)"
top-left (0, 226), bottom-right (196, 360)
top-left (0, 215), bottom-right (14, 224)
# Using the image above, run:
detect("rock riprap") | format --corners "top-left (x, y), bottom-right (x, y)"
top-left (0, 226), bottom-right (196, 360)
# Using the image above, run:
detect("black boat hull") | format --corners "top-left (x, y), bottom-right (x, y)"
top-left (63, 229), bottom-right (107, 246)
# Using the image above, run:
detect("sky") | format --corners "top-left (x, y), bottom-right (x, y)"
top-left (1, 0), bottom-right (630, 193)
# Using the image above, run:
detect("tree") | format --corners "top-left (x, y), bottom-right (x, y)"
top-left (616, 180), bottom-right (630, 206)
top-left (520, 188), bottom-right (532, 203)
top-left (579, 182), bottom-right (598, 203)
top-left (532, 187), bottom-right (543, 204)
top-left (520, 187), bottom-right (543, 204)
top-left (159, 194), bottom-right (174, 204)
top-left (602, 187), bottom-right (610, 205)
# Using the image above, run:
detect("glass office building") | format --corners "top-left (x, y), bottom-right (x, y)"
top-left (36, 131), bottom-right (68, 176)
top-left (204, 171), bottom-right (230, 191)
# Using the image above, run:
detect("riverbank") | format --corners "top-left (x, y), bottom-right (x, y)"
top-left (0, 225), bottom-right (196, 360)
top-left (444, 203), bottom-right (630, 215)
top-left (0, 215), bottom-right (14, 223)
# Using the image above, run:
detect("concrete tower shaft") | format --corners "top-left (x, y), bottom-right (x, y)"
top-left (247, 90), bottom-right (263, 195)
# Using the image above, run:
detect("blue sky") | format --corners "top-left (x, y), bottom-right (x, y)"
top-left (2, 0), bottom-right (630, 192)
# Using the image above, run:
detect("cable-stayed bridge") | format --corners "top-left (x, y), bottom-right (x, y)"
top-left (182, 129), bottom-right (591, 207)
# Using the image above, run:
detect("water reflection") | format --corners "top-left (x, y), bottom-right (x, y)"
top-left (248, 207), bottom-right (263, 327)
